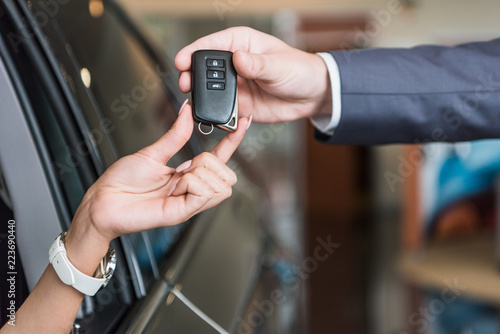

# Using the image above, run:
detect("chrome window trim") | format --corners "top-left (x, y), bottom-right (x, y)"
top-left (0, 49), bottom-right (63, 290)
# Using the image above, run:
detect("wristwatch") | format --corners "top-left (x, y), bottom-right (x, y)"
top-left (49, 232), bottom-right (117, 296)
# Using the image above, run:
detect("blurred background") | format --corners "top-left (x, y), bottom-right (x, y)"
top-left (115, 0), bottom-right (500, 333)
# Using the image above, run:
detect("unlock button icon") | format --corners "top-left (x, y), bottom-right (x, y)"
top-left (207, 70), bottom-right (225, 79)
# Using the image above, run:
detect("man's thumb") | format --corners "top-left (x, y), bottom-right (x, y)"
top-left (233, 50), bottom-right (275, 81)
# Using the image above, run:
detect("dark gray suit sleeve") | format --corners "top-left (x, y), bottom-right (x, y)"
top-left (316, 38), bottom-right (500, 145)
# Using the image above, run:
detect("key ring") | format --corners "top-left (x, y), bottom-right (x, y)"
top-left (198, 122), bottom-right (214, 135)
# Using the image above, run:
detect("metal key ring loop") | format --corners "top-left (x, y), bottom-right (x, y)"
top-left (198, 122), bottom-right (214, 135)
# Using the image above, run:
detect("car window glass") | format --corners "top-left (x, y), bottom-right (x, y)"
top-left (24, 0), bottom-right (193, 292)
top-left (51, 1), bottom-right (190, 163)
top-left (4, 26), bottom-right (87, 217)
top-left (30, 79), bottom-right (87, 215)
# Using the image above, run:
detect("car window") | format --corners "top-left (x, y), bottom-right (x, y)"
top-left (1, 12), bottom-right (87, 219)
top-left (49, 0), bottom-right (190, 163)
top-left (20, 0), bottom-right (193, 294)
top-left (0, 12), bottom-right (134, 325)
top-left (27, 78), bottom-right (87, 216)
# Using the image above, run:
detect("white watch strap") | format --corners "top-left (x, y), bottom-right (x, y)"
top-left (49, 234), bottom-right (106, 296)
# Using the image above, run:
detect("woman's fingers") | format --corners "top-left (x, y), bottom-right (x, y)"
top-left (180, 152), bottom-right (237, 185)
top-left (171, 172), bottom-right (210, 196)
top-left (189, 167), bottom-right (230, 197)
top-left (172, 166), bottom-right (232, 198)
top-left (175, 116), bottom-right (250, 185)
top-left (171, 165), bottom-right (234, 212)
top-left (211, 117), bottom-right (250, 163)
top-left (138, 99), bottom-right (193, 164)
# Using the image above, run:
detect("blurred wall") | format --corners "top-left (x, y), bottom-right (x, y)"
top-left (119, 0), bottom-right (387, 17)
top-left (367, 2), bottom-right (500, 334)
top-left (374, 0), bottom-right (500, 48)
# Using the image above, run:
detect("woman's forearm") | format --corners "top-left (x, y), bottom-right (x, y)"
top-left (1, 265), bottom-right (85, 333)
top-left (1, 211), bottom-right (109, 334)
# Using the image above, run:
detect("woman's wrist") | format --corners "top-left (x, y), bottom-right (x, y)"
top-left (62, 196), bottom-right (111, 277)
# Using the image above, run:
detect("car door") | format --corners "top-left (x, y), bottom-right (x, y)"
top-left (0, 0), bottom-right (279, 332)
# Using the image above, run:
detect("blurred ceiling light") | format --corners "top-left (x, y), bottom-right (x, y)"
top-left (80, 68), bottom-right (91, 88)
top-left (89, 0), bottom-right (104, 18)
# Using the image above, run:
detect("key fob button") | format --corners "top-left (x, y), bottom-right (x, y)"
top-left (207, 58), bottom-right (224, 67)
top-left (207, 82), bottom-right (225, 90)
top-left (207, 70), bottom-right (225, 79)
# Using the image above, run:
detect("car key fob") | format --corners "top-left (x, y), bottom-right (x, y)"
top-left (191, 50), bottom-right (238, 134)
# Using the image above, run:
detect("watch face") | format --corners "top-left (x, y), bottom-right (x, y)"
top-left (105, 249), bottom-right (118, 276)
top-left (94, 248), bottom-right (117, 281)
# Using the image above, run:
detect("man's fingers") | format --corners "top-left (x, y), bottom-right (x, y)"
top-left (175, 28), bottom-right (241, 72)
top-left (139, 99), bottom-right (193, 164)
top-left (179, 71), bottom-right (192, 93)
top-left (176, 28), bottom-right (240, 93)
top-left (211, 117), bottom-right (250, 163)
top-left (233, 51), bottom-right (268, 81)
top-left (175, 27), bottom-right (286, 93)
top-left (179, 49), bottom-right (290, 94)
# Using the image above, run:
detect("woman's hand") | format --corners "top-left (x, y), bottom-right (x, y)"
top-left (0, 101), bottom-right (249, 334)
top-left (64, 100), bottom-right (250, 275)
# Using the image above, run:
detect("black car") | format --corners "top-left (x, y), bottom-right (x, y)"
top-left (0, 0), bottom-right (303, 332)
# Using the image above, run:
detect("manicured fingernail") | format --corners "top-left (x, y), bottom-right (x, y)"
top-left (167, 178), bottom-right (181, 196)
top-left (176, 160), bottom-right (192, 173)
top-left (179, 98), bottom-right (189, 114)
top-left (246, 115), bottom-right (253, 131)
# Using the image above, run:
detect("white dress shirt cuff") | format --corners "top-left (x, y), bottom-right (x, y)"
top-left (310, 52), bottom-right (342, 136)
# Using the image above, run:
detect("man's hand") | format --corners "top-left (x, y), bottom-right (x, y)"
top-left (175, 27), bottom-right (332, 123)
